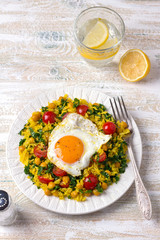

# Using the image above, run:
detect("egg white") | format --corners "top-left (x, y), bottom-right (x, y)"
top-left (47, 113), bottom-right (111, 176)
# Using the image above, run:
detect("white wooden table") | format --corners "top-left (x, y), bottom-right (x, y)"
top-left (0, 0), bottom-right (160, 239)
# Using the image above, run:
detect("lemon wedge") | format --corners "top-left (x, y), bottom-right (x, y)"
top-left (83, 20), bottom-right (109, 49)
top-left (119, 49), bottom-right (150, 82)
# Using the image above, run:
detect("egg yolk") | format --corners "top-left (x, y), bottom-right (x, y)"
top-left (55, 136), bottom-right (84, 164)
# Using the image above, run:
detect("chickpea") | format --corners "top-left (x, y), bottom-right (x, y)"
top-left (62, 176), bottom-right (70, 184)
top-left (48, 102), bottom-right (56, 109)
top-left (93, 103), bottom-right (99, 106)
top-left (29, 137), bottom-right (34, 144)
top-left (58, 96), bottom-right (63, 101)
top-left (121, 121), bottom-right (128, 129)
top-left (93, 189), bottom-right (100, 196)
top-left (44, 189), bottom-right (51, 196)
top-left (101, 182), bottom-right (108, 190)
top-left (35, 157), bottom-right (41, 165)
top-left (85, 192), bottom-right (91, 197)
top-left (48, 182), bottom-right (55, 190)
top-left (105, 170), bottom-right (111, 176)
top-left (53, 190), bottom-right (59, 197)
top-left (32, 112), bottom-right (41, 122)
top-left (19, 146), bottom-right (25, 152)
top-left (76, 183), bottom-right (83, 189)
top-left (40, 162), bottom-right (47, 168)
top-left (102, 144), bottom-right (108, 151)
top-left (71, 191), bottom-right (78, 198)
top-left (115, 162), bottom-right (120, 168)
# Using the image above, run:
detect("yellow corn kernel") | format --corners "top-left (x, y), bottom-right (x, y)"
top-left (35, 158), bottom-right (41, 165)
top-left (48, 182), bottom-right (55, 190)
top-left (101, 182), bottom-right (108, 190)
top-left (93, 189), bottom-right (100, 196)
top-left (71, 191), bottom-right (78, 198)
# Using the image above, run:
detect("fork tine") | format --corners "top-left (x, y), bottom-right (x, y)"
top-left (109, 98), bottom-right (117, 120)
top-left (113, 97), bottom-right (121, 120)
top-left (117, 97), bottom-right (129, 125)
top-left (121, 96), bottom-right (129, 118)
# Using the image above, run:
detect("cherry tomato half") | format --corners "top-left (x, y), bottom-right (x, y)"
top-left (34, 145), bottom-right (47, 158)
top-left (43, 111), bottom-right (56, 124)
top-left (76, 105), bottom-right (88, 116)
top-left (103, 122), bottom-right (116, 135)
top-left (84, 174), bottom-right (98, 190)
top-left (52, 166), bottom-right (67, 177)
top-left (62, 112), bottom-right (69, 120)
top-left (38, 176), bottom-right (53, 184)
top-left (93, 152), bottom-right (107, 163)
top-left (60, 182), bottom-right (69, 188)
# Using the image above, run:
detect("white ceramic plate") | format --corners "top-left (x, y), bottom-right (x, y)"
top-left (7, 87), bottom-right (142, 215)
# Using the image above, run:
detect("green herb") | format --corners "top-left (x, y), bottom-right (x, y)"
top-left (68, 195), bottom-right (71, 199)
top-left (24, 165), bottom-right (34, 180)
top-left (18, 126), bottom-right (27, 135)
top-left (51, 172), bottom-right (59, 180)
top-left (69, 176), bottom-right (77, 188)
top-left (29, 128), bottom-right (45, 144)
top-left (19, 138), bottom-right (26, 146)
top-left (38, 119), bottom-right (45, 127)
top-left (37, 166), bottom-right (44, 175)
top-left (95, 184), bottom-right (103, 193)
top-left (54, 185), bottom-right (60, 190)
top-left (85, 190), bottom-right (92, 193)
top-left (73, 98), bottom-right (80, 108)
top-left (29, 155), bottom-right (35, 160)
top-left (41, 106), bottom-right (48, 112)
top-left (101, 171), bottom-right (110, 178)
top-left (45, 162), bottom-right (54, 174)
top-left (79, 189), bottom-right (84, 194)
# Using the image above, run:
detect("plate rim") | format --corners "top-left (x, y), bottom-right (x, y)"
top-left (6, 86), bottom-right (142, 215)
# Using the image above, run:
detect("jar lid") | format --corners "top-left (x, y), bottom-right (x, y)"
top-left (0, 190), bottom-right (9, 211)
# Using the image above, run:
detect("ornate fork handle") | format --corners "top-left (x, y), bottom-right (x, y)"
top-left (128, 144), bottom-right (152, 220)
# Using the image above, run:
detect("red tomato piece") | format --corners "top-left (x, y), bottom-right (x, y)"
top-left (76, 105), bottom-right (88, 116)
top-left (84, 174), bottom-right (98, 190)
top-left (62, 112), bottom-right (69, 120)
top-left (43, 111), bottom-right (56, 124)
top-left (38, 176), bottom-right (53, 184)
top-left (52, 166), bottom-right (67, 177)
top-left (60, 182), bottom-right (69, 188)
top-left (93, 152), bottom-right (107, 163)
top-left (34, 145), bottom-right (47, 158)
top-left (103, 122), bottom-right (116, 135)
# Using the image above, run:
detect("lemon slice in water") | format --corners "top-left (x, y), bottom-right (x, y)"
top-left (83, 20), bottom-right (109, 49)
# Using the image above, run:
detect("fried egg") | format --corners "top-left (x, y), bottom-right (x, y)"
top-left (47, 113), bottom-right (111, 176)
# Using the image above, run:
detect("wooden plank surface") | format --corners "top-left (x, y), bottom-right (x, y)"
top-left (0, 0), bottom-right (160, 239)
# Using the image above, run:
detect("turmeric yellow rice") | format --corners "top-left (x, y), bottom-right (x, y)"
top-left (18, 94), bottom-right (130, 201)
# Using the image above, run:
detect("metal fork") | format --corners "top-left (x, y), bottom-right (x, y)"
top-left (110, 96), bottom-right (152, 220)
